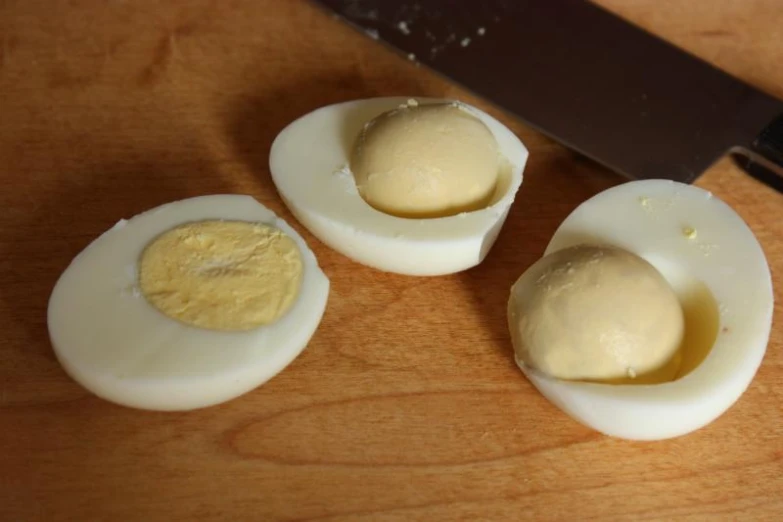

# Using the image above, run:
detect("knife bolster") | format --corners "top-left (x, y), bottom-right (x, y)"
top-left (753, 114), bottom-right (783, 166)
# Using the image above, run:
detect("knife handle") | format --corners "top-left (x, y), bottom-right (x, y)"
top-left (731, 114), bottom-right (783, 193)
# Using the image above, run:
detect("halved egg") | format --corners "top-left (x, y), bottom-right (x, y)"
top-left (47, 195), bottom-right (330, 411)
top-left (269, 97), bottom-right (528, 276)
top-left (509, 180), bottom-right (773, 440)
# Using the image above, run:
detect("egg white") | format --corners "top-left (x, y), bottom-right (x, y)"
top-left (517, 179), bottom-right (773, 440)
top-left (269, 97), bottom-right (528, 276)
top-left (47, 195), bottom-right (330, 411)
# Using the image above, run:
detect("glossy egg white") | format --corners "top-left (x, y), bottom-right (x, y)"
top-left (269, 97), bottom-right (528, 276)
top-left (47, 195), bottom-right (330, 411)
top-left (517, 179), bottom-right (773, 441)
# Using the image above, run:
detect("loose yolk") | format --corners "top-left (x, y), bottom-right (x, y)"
top-left (351, 102), bottom-right (500, 218)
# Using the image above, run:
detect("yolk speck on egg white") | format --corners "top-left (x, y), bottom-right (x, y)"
top-left (138, 220), bottom-right (303, 331)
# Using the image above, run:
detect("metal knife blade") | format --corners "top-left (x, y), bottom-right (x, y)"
top-left (311, 0), bottom-right (783, 192)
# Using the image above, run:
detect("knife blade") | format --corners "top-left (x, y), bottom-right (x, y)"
top-left (311, 0), bottom-right (783, 192)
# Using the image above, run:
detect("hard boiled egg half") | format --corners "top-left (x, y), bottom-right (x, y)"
top-left (47, 195), bottom-right (330, 411)
top-left (508, 180), bottom-right (773, 440)
top-left (269, 97), bottom-right (528, 276)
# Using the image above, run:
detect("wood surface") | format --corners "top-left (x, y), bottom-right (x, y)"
top-left (1, 1), bottom-right (781, 520)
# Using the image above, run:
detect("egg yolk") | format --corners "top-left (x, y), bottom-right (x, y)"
top-left (350, 101), bottom-right (500, 218)
top-left (508, 244), bottom-right (685, 383)
top-left (138, 220), bottom-right (303, 331)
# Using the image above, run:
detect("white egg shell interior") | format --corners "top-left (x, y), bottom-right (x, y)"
top-left (520, 179), bottom-right (773, 441)
top-left (269, 97), bottom-right (528, 276)
top-left (47, 195), bottom-right (330, 411)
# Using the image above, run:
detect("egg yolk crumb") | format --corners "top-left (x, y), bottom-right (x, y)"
top-left (139, 220), bottom-right (303, 331)
top-left (351, 102), bottom-right (500, 218)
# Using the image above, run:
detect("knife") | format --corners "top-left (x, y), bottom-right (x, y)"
top-left (310, 0), bottom-right (783, 193)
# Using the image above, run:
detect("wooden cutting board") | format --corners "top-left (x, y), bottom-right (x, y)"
top-left (1, 1), bottom-right (781, 520)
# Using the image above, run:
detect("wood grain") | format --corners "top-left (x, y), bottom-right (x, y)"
top-left (1, 1), bottom-right (781, 520)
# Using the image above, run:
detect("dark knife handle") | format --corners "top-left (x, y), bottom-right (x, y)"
top-left (732, 114), bottom-right (783, 193)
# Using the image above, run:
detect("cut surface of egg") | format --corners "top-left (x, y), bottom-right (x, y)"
top-left (513, 179), bottom-right (773, 441)
top-left (47, 195), bottom-right (330, 411)
top-left (269, 97), bottom-right (528, 276)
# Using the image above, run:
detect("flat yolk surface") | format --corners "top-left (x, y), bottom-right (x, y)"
top-left (139, 220), bottom-right (303, 331)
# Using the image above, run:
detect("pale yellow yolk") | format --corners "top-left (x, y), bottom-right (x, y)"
top-left (138, 220), bottom-right (303, 331)
top-left (508, 245), bottom-right (685, 383)
top-left (351, 102), bottom-right (500, 218)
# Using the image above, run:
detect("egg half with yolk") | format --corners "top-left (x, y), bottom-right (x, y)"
top-left (269, 97), bottom-right (528, 276)
top-left (508, 180), bottom-right (773, 441)
top-left (47, 195), bottom-right (330, 411)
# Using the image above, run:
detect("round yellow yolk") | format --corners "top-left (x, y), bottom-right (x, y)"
top-left (508, 244), bottom-right (685, 383)
top-left (138, 220), bottom-right (303, 331)
top-left (350, 102), bottom-right (500, 218)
